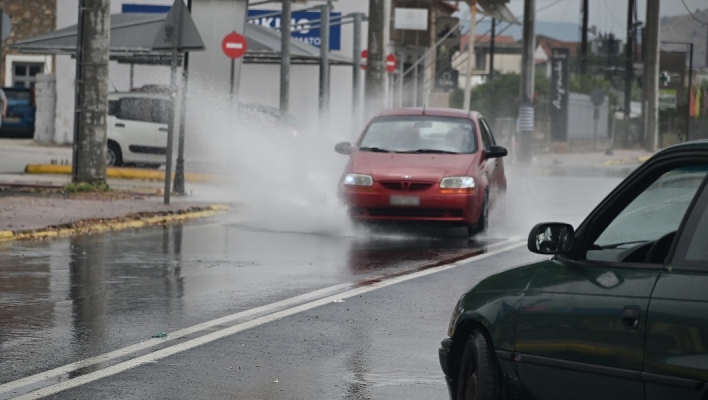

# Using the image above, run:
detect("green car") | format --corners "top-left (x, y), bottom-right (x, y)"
top-left (439, 141), bottom-right (708, 400)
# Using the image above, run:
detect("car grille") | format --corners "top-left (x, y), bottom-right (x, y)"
top-left (365, 208), bottom-right (463, 218)
top-left (379, 181), bottom-right (434, 191)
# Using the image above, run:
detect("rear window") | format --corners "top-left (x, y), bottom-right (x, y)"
top-left (359, 115), bottom-right (477, 154)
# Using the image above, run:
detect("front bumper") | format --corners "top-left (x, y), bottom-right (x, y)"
top-left (439, 337), bottom-right (456, 399)
top-left (342, 185), bottom-right (479, 226)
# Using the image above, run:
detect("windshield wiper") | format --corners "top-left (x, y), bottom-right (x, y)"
top-left (398, 149), bottom-right (459, 154)
top-left (600, 240), bottom-right (649, 249)
top-left (359, 146), bottom-right (390, 153)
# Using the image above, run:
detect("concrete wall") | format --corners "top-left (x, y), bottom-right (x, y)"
top-left (34, 73), bottom-right (55, 144)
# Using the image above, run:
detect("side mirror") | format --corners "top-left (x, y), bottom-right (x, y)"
top-left (335, 141), bottom-right (352, 155)
top-left (485, 145), bottom-right (508, 159)
top-left (528, 222), bottom-right (574, 255)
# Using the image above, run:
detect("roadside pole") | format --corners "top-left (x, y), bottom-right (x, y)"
top-left (462, 0), bottom-right (477, 111)
top-left (173, 0), bottom-right (193, 196)
top-left (164, 1), bottom-right (182, 205)
top-left (352, 12), bottom-right (362, 127)
top-left (73, 0), bottom-right (110, 184)
top-left (280, 0), bottom-right (291, 116)
top-left (365, 0), bottom-right (385, 118)
top-left (319, 2), bottom-right (331, 118)
top-left (71, 0), bottom-right (84, 183)
top-left (517, 0), bottom-right (536, 163)
top-left (643, 0), bottom-right (660, 151)
top-left (624, 0), bottom-right (634, 120)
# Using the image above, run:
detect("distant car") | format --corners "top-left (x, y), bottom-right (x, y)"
top-left (106, 87), bottom-right (304, 168)
top-left (440, 141), bottom-right (708, 400)
top-left (107, 90), bottom-right (170, 167)
top-left (0, 87), bottom-right (36, 139)
top-left (335, 108), bottom-right (507, 235)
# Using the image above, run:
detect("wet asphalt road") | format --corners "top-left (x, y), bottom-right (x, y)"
top-left (0, 169), bottom-right (625, 399)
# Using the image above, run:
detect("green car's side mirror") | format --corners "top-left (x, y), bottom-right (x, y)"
top-left (335, 142), bottom-right (352, 155)
top-left (528, 222), bottom-right (574, 255)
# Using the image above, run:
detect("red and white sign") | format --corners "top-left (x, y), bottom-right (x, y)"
top-left (386, 54), bottom-right (397, 73)
top-left (360, 49), bottom-right (367, 70)
top-left (222, 32), bottom-right (247, 59)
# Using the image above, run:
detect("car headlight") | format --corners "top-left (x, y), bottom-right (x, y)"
top-left (440, 176), bottom-right (475, 189)
top-left (448, 295), bottom-right (466, 337)
top-left (344, 174), bottom-right (373, 186)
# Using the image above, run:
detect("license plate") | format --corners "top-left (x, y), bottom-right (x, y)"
top-left (390, 195), bottom-right (420, 206)
top-left (4, 117), bottom-right (20, 123)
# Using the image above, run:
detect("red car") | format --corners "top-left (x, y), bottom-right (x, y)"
top-left (335, 108), bottom-right (508, 235)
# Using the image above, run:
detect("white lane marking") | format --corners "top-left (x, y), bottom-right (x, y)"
top-left (4, 240), bottom-right (524, 399)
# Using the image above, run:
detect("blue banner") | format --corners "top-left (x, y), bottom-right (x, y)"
top-left (248, 9), bottom-right (341, 51)
top-left (122, 4), bottom-right (171, 13)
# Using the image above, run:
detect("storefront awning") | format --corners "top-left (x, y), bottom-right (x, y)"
top-left (12, 13), bottom-right (352, 66)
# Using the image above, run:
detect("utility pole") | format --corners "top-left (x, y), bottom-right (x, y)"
top-left (280, 0), bottom-right (291, 116)
top-left (352, 12), bottom-right (363, 127)
top-left (173, 0), bottom-right (193, 196)
top-left (624, 0), bottom-right (634, 119)
top-left (365, 0), bottom-right (385, 118)
top-left (319, 1), bottom-right (331, 118)
top-left (73, 0), bottom-right (110, 184)
top-left (517, 0), bottom-right (535, 163)
top-left (643, 0), bottom-right (660, 151)
top-left (580, 0), bottom-right (588, 75)
top-left (489, 18), bottom-right (495, 81)
top-left (463, 0), bottom-right (477, 111)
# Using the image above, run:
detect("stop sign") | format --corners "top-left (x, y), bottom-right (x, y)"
top-left (360, 49), bottom-right (367, 71)
top-left (386, 54), bottom-right (397, 73)
top-left (222, 32), bottom-right (247, 59)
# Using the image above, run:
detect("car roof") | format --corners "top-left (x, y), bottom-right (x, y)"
top-left (377, 107), bottom-right (480, 119)
top-left (654, 140), bottom-right (708, 158)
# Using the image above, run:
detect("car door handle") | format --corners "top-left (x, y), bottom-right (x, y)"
top-left (115, 123), bottom-right (125, 128)
top-left (159, 127), bottom-right (168, 132)
top-left (622, 306), bottom-right (641, 330)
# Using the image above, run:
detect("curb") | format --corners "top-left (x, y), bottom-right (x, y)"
top-left (0, 204), bottom-right (228, 243)
top-left (24, 164), bottom-right (217, 183)
top-left (602, 155), bottom-right (652, 166)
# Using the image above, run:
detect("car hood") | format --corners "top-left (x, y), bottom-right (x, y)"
top-left (348, 151), bottom-right (478, 181)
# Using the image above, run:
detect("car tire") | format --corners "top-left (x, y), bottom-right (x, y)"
top-left (107, 141), bottom-right (123, 167)
top-left (456, 331), bottom-right (498, 400)
top-left (468, 193), bottom-right (489, 236)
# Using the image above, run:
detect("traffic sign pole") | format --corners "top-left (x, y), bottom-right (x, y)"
top-left (221, 32), bottom-right (248, 102)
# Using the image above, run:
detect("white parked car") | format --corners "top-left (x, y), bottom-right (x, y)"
top-left (107, 90), bottom-right (170, 168)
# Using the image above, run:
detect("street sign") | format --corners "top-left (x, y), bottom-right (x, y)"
top-left (386, 54), bottom-right (397, 74)
top-left (590, 88), bottom-right (605, 106)
top-left (222, 32), bottom-right (247, 59)
top-left (360, 49), bottom-right (367, 70)
top-left (151, 0), bottom-right (205, 51)
top-left (659, 89), bottom-right (677, 111)
top-left (435, 67), bottom-right (459, 91)
top-left (248, 9), bottom-right (342, 50)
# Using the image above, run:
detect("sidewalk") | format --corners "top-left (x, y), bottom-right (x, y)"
top-left (526, 149), bottom-right (655, 177)
top-left (0, 172), bottom-right (228, 243)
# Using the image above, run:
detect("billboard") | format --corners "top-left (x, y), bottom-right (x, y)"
top-left (248, 9), bottom-right (341, 50)
top-left (550, 48), bottom-right (570, 142)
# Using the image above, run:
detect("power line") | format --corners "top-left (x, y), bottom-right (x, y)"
top-left (537, 0), bottom-right (564, 14)
top-left (680, 0), bottom-right (708, 25)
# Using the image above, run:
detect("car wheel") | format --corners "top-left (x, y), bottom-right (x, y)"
top-left (456, 331), bottom-right (498, 400)
top-left (468, 193), bottom-right (489, 236)
top-left (107, 141), bottom-right (123, 167)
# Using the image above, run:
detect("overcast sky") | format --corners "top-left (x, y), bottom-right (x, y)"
top-left (461, 0), bottom-right (708, 39)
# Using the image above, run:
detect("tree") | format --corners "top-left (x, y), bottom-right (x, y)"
top-left (451, 72), bottom-right (550, 122)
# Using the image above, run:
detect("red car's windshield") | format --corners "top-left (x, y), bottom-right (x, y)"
top-left (359, 116), bottom-right (478, 154)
